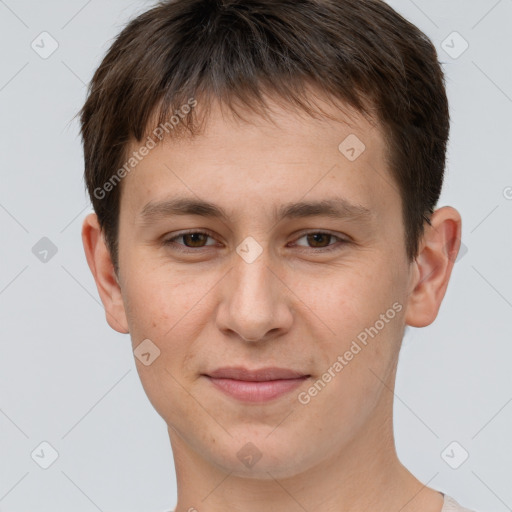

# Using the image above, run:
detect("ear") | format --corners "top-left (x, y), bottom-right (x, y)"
top-left (81, 213), bottom-right (129, 334)
top-left (404, 206), bottom-right (462, 328)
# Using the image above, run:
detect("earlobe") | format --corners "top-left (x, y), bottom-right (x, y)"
top-left (81, 213), bottom-right (130, 334)
top-left (404, 206), bottom-right (462, 328)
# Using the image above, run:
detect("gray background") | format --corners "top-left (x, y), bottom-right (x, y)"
top-left (0, 0), bottom-right (511, 511)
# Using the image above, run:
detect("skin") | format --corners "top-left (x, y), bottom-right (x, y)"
top-left (82, 91), bottom-right (462, 512)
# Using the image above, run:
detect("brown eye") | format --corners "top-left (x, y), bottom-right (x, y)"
top-left (163, 231), bottom-right (217, 250)
top-left (306, 233), bottom-right (332, 248)
top-left (292, 231), bottom-right (348, 252)
top-left (181, 232), bottom-right (209, 247)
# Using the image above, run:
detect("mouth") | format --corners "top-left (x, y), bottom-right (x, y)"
top-left (202, 367), bottom-right (311, 402)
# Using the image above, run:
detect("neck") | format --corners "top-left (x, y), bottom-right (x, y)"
top-left (167, 387), bottom-right (444, 512)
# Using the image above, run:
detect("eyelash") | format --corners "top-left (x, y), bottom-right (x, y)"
top-left (162, 230), bottom-right (349, 253)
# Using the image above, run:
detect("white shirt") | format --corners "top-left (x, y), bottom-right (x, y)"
top-left (441, 493), bottom-right (479, 512)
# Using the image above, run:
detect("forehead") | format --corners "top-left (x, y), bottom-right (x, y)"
top-left (120, 93), bottom-right (399, 227)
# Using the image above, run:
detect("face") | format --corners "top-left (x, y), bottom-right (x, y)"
top-left (92, 94), bottom-right (421, 479)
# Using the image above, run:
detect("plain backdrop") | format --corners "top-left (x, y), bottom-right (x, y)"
top-left (0, 0), bottom-right (511, 511)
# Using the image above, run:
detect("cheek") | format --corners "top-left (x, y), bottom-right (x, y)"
top-left (298, 260), bottom-right (398, 334)
top-left (122, 258), bottom-right (208, 340)
top-left (123, 271), bottom-right (209, 419)
top-left (299, 260), bottom-right (405, 385)
top-left (123, 264), bottom-right (216, 388)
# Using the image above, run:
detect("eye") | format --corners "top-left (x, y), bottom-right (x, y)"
top-left (162, 230), bottom-right (218, 251)
top-left (291, 231), bottom-right (348, 252)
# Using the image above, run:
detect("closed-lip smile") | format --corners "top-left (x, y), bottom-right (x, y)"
top-left (203, 366), bottom-right (310, 402)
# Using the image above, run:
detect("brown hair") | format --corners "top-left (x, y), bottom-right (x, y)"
top-left (79, 0), bottom-right (449, 274)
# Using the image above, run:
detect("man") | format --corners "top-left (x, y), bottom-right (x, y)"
top-left (80, 1), bottom-right (477, 510)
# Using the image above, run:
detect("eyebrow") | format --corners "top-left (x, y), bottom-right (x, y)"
top-left (138, 195), bottom-right (375, 226)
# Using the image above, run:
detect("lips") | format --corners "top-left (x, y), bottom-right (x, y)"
top-left (203, 366), bottom-right (310, 402)
top-left (205, 366), bottom-right (309, 381)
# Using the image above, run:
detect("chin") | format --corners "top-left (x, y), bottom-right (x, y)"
top-left (204, 433), bottom-right (317, 480)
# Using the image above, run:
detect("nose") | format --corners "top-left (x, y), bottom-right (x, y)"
top-left (215, 247), bottom-right (293, 343)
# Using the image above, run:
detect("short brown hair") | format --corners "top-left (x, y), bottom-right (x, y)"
top-left (79, 0), bottom-right (449, 274)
